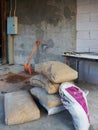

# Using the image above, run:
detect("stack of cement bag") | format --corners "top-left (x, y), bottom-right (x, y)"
top-left (30, 61), bottom-right (78, 115)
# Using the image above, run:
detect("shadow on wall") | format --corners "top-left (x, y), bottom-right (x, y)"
top-left (35, 25), bottom-right (54, 53)
top-left (41, 39), bottom-right (54, 52)
top-left (34, 39), bottom-right (55, 63)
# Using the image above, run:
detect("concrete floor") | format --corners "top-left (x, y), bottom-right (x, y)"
top-left (0, 65), bottom-right (98, 130)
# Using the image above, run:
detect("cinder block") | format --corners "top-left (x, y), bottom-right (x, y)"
top-left (77, 4), bottom-right (91, 13)
top-left (90, 0), bottom-right (98, 4)
top-left (90, 31), bottom-right (98, 39)
top-left (77, 22), bottom-right (90, 30)
top-left (91, 13), bottom-right (98, 22)
top-left (90, 3), bottom-right (98, 13)
top-left (77, 39), bottom-right (98, 52)
top-left (82, 39), bottom-right (98, 47)
top-left (77, 13), bottom-right (90, 22)
top-left (77, 22), bottom-right (98, 31)
top-left (77, 0), bottom-right (90, 6)
top-left (77, 1), bottom-right (98, 14)
top-left (77, 39), bottom-right (90, 51)
top-left (77, 31), bottom-right (90, 39)
top-left (90, 22), bottom-right (98, 30)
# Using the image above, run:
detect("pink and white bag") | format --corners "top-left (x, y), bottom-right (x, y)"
top-left (59, 82), bottom-right (90, 130)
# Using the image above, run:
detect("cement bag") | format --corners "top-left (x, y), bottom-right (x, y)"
top-left (34, 61), bottom-right (78, 83)
top-left (4, 91), bottom-right (40, 125)
top-left (59, 82), bottom-right (90, 130)
top-left (37, 99), bottom-right (65, 115)
top-left (30, 74), bottom-right (60, 94)
top-left (30, 87), bottom-right (62, 108)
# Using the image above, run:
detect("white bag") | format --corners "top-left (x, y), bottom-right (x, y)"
top-left (59, 82), bottom-right (90, 130)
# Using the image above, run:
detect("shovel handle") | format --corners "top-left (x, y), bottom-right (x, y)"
top-left (27, 40), bottom-right (40, 64)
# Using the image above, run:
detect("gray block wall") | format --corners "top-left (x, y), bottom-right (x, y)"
top-left (77, 0), bottom-right (98, 84)
top-left (13, 0), bottom-right (76, 64)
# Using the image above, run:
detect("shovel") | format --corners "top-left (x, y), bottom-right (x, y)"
top-left (24, 40), bottom-right (40, 75)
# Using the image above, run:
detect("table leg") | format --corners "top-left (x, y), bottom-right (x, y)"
top-left (75, 59), bottom-right (80, 82)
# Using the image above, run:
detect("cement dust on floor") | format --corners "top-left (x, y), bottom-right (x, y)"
top-left (0, 65), bottom-right (98, 130)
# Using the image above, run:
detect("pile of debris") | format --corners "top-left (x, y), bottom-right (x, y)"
top-left (4, 61), bottom-right (78, 125)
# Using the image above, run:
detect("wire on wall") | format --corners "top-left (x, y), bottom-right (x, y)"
top-left (9, 0), bottom-right (17, 16)
top-left (9, 0), bottom-right (12, 16)
top-left (14, 0), bottom-right (16, 16)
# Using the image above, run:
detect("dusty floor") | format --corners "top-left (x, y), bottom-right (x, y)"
top-left (0, 65), bottom-right (98, 130)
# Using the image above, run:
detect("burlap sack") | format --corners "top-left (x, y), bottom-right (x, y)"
top-left (30, 87), bottom-right (62, 108)
top-left (4, 91), bottom-right (40, 125)
top-left (30, 74), bottom-right (60, 94)
top-left (34, 61), bottom-right (78, 83)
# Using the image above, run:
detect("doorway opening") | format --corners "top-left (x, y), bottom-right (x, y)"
top-left (0, 0), bottom-right (7, 64)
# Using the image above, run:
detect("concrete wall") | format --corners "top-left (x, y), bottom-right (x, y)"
top-left (12, 0), bottom-right (76, 64)
top-left (77, 0), bottom-right (98, 84)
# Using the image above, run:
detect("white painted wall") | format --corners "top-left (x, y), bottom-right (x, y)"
top-left (77, 0), bottom-right (98, 84)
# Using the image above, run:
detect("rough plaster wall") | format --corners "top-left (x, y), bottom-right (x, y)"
top-left (14, 0), bottom-right (76, 64)
top-left (77, 0), bottom-right (98, 84)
